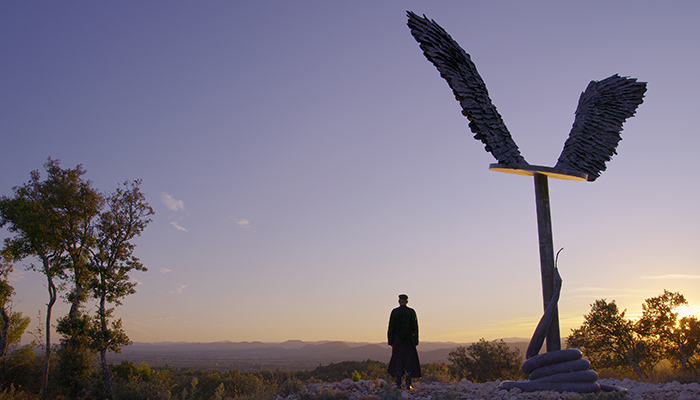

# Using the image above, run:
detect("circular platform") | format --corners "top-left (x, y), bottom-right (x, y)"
top-left (489, 163), bottom-right (588, 181)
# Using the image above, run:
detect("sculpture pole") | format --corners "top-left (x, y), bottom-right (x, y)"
top-left (534, 173), bottom-right (560, 352)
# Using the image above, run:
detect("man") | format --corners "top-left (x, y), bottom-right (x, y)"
top-left (387, 294), bottom-right (421, 389)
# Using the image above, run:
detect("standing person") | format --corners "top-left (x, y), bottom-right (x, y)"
top-left (387, 294), bottom-right (422, 389)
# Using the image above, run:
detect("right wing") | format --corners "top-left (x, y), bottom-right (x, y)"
top-left (554, 74), bottom-right (646, 181)
top-left (407, 11), bottom-right (527, 166)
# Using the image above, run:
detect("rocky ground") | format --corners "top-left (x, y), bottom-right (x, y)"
top-left (279, 378), bottom-right (700, 400)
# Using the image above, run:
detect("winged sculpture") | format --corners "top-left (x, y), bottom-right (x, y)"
top-left (407, 11), bottom-right (647, 181)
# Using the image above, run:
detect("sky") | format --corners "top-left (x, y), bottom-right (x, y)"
top-left (1, 1), bottom-right (699, 345)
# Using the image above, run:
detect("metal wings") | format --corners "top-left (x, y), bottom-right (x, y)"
top-left (407, 11), bottom-right (647, 181)
top-left (407, 11), bottom-right (527, 166)
top-left (555, 75), bottom-right (646, 181)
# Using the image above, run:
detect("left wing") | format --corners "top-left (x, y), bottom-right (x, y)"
top-left (407, 11), bottom-right (527, 166)
top-left (555, 75), bottom-right (647, 181)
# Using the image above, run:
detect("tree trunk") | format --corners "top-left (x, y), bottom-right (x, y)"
top-left (100, 348), bottom-right (112, 398)
top-left (0, 306), bottom-right (9, 387)
top-left (99, 293), bottom-right (113, 398)
top-left (625, 346), bottom-right (645, 380)
top-left (41, 271), bottom-right (57, 400)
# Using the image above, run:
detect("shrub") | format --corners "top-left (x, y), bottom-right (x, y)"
top-left (447, 339), bottom-right (523, 382)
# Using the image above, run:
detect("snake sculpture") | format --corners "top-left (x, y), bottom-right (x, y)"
top-left (499, 261), bottom-right (626, 393)
top-left (406, 11), bottom-right (645, 393)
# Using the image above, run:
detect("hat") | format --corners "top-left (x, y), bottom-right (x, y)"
top-left (398, 294), bottom-right (408, 300)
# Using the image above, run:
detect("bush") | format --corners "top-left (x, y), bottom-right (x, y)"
top-left (421, 362), bottom-right (452, 383)
top-left (447, 339), bottom-right (523, 382)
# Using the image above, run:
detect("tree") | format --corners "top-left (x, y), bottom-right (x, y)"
top-left (447, 339), bottom-right (522, 382)
top-left (636, 290), bottom-right (700, 374)
top-left (671, 316), bottom-right (700, 373)
top-left (567, 299), bottom-right (650, 379)
top-left (0, 258), bottom-right (31, 387)
top-left (88, 180), bottom-right (153, 398)
top-left (0, 160), bottom-right (68, 400)
top-left (0, 311), bottom-right (30, 386)
top-left (0, 257), bottom-right (14, 387)
top-left (37, 159), bottom-right (103, 398)
top-left (1, 159), bottom-right (152, 399)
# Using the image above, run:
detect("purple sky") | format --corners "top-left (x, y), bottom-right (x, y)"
top-left (2, 1), bottom-right (699, 344)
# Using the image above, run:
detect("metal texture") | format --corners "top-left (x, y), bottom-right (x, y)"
top-left (406, 11), bottom-right (646, 181)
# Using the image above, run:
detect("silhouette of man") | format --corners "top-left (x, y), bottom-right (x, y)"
top-left (387, 294), bottom-right (421, 389)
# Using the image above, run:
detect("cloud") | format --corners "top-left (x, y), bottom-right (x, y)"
top-left (8, 270), bottom-right (25, 282)
top-left (171, 284), bottom-right (188, 294)
top-left (171, 221), bottom-right (188, 232)
top-left (161, 192), bottom-right (185, 211)
top-left (236, 218), bottom-right (251, 230)
top-left (639, 274), bottom-right (700, 280)
top-left (160, 268), bottom-right (172, 274)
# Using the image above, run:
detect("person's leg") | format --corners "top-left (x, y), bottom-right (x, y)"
top-left (394, 374), bottom-right (402, 388)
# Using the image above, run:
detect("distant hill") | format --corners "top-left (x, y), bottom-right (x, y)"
top-left (109, 339), bottom-right (536, 371)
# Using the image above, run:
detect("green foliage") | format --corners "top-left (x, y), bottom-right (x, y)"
top-left (112, 360), bottom-right (153, 382)
top-left (0, 384), bottom-right (40, 400)
top-left (568, 290), bottom-right (700, 380)
top-left (421, 362), bottom-right (453, 383)
top-left (447, 338), bottom-right (523, 382)
top-left (0, 159), bottom-right (154, 398)
top-left (568, 299), bottom-right (646, 378)
top-left (55, 311), bottom-right (97, 397)
top-left (297, 360), bottom-right (389, 382)
top-left (674, 316), bottom-right (700, 373)
top-left (0, 313), bottom-right (30, 352)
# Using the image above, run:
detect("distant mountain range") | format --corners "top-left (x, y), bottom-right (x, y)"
top-left (109, 339), bottom-right (535, 371)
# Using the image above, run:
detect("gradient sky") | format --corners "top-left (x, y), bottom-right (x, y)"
top-left (2, 1), bottom-right (699, 345)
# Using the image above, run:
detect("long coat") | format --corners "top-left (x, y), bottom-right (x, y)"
top-left (387, 305), bottom-right (422, 378)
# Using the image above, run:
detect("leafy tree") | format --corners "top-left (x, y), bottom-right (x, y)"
top-left (447, 338), bottom-right (522, 382)
top-left (38, 159), bottom-right (103, 398)
top-left (671, 316), bottom-right (700, 373)
top-left (88, 180), bottom-right (153, 398)
top-left (566, 299), bottom-right (651, 379)
top-left (0, 257), bottom-right (14, 387)
top-left (636, 290), bottom-right (700, 374)
top-left (0, 159), bottom-right (68, 400)
top-left (0, 159), bottom-right (152, 399)
top-left (0, 265), bottom-right (31, 386)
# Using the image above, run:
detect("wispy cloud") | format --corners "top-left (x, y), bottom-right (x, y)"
top-left (171, 221), bottom-right (188, 232)
top-left (8, 270), bottom-right (25, 282)
top-left (161, 192), bottom-right (185, 211)
top-left (171, 284), bottom-right (188, 294)
top-left (160, 268), bottom-right (172, 274)
top-left (236, 218), bottom-right (251, 230)
top-left (568, 286), bottom-right (650, 299)
top-left (640, 274), bottom-right (700, 280)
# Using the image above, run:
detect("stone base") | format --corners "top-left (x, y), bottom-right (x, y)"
top-left (498, 349), bottom-right (628, 393)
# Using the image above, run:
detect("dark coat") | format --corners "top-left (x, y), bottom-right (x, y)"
top-left (387, 305), bottom-right (421, 378)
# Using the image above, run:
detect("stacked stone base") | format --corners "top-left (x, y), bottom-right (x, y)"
top-left (499, 349), bottom-right (627, 393)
